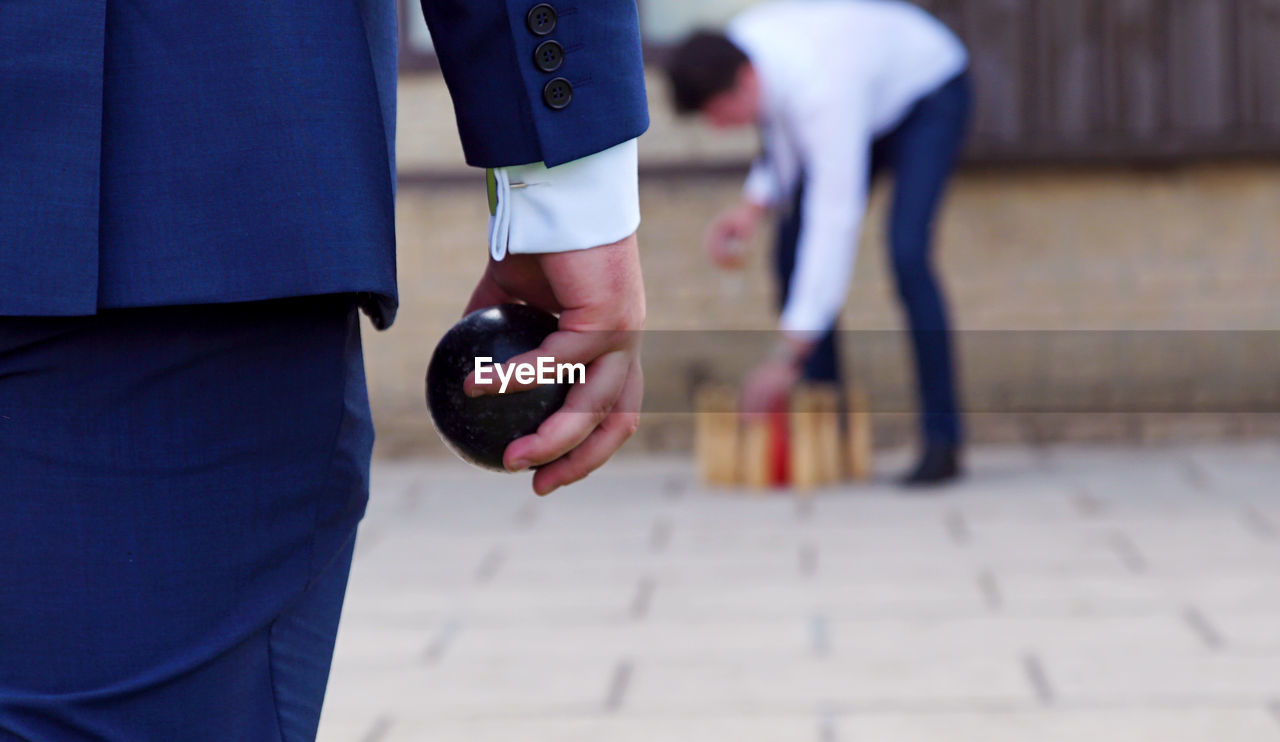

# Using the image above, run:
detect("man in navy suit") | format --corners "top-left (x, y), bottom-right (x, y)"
top-left (0, 0), bottom-right (647, 739)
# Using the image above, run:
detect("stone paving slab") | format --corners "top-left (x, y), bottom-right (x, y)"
top-left (1044, 651), bottom-right (1280, 702)
top-left (645, 579), bottom-right (992, 621)
top-left (823, 615), bottom-right (1204, 658)
top-left (622, 656), bottom-right (1036, 713)
top-left (323, 659), bottom-right (617, 721)
top-left (1206, 611), bottom-right (1280, 653)
top-left (493, 553), bottom-right (808, 585)
top-left (837, 707), bottom-right (1280, 742)
top-left (318, 443), bottom-right (1280, 741)
top-left (443, 621), bottom-right (812, 663)
top-left (378, 716), bottom-right (820, 742)
top-left (340, 583), bottom-right (638, 625)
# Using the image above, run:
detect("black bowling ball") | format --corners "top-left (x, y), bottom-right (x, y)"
top-left (426, 303), bottom-right (570, 471)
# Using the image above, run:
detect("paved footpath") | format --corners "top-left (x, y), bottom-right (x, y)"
top-left (318, 443), bottom-right (1280, 742)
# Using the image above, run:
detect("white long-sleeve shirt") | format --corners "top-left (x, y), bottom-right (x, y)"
top-left (729, 0), bottom-right (968, 337)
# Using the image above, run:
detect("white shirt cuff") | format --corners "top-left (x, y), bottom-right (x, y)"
top-left (742, 160), bottom-right (780, 208)
top-left (779, 308), bottom-right (832, 341)
top-left (488, 139), bottom-right (640, 261)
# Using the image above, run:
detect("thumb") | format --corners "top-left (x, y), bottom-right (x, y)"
top-left (463, 275), bottom-right (517, 317)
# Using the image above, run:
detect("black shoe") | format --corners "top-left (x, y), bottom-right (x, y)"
top-left (900, 444), bottom-right (962, 488)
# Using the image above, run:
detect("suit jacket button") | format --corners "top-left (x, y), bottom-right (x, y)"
top-left (526, 3), bottom-right (557, 36)
top-left (534, 40), bottom-right (565, 73)
top-left (542, 77), bottom-right (573, 110)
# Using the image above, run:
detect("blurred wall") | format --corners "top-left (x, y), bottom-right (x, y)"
top-left (369, 72), bottom-right (1280, 457)
top-left (400, 0), bottom-right (1280, 161)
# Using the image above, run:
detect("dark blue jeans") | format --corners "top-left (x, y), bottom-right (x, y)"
top-left (775, 72), bottom-right (971, 447)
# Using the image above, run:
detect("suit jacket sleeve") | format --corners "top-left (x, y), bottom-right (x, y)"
top-left (421, 0), bottom-right (650, 168)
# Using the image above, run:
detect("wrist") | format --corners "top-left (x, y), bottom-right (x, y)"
top-left (742, 199), bottom-right (768, 221)
top-left (768, 338), bottom-right (807, 371)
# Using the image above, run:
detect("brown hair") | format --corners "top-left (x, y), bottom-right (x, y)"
top-left (664, 31), bottom-right (749, 115)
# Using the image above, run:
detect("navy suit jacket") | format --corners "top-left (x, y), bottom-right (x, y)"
top-left (0, 0), bottom-right (648, 329)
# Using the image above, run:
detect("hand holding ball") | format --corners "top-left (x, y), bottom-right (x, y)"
top-left (426, 304), bottom-right (572, 471)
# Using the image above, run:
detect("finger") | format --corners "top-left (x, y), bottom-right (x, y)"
top-left (502, 349), bottom-right (632, 470)
top-left (714, 246), bottom-right (743, 269)
top-left (705, 223), bottom-right (729, 252)
top-left (740, 376), bottom-right (790, 419)
top-left (739, 395), bottom-right (766, 420)
top-left (530, 361), bottom-right (644, 495)
top-left (739, 380), bottom-right (772, 419)
top-left (464, 326), bottom-right (619, 397)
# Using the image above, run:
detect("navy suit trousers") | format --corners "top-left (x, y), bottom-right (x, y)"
top-left (0, 296), bottom-right (372, 741)
top-left (775, 72), bottom-right (971, 446)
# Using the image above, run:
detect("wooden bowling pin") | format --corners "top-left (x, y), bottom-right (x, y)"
top-left (813, 385), bottom-right (842, 485)
top-left (789, 387), bottom-right (820, 491)
top-left (740, 416), bottom-right (771, 490)
top-left (695, 386), bottom-right (739, 486)
top-left (846, 385), bottom-right (873, 481)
